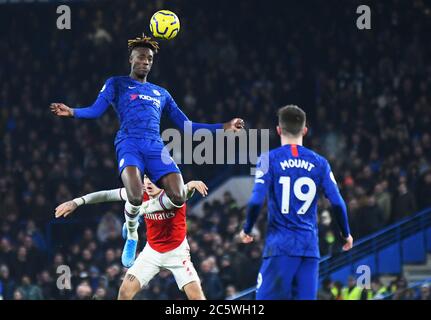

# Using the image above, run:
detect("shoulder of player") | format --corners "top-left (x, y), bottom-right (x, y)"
top-left (305, 148), bottom-right (330, 167)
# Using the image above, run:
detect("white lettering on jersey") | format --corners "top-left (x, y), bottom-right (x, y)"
top-left (135, 95), bottom-right (161, 108)
top-left (143, 212), bottom-right (176, 220)
top-left (280, 159), bottom-right (315, 172)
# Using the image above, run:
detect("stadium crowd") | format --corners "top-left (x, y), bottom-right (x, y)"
top-left (1, 0), bottom-right (431, 299)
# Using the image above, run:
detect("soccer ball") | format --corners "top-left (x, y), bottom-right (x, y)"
top-left (149, 10), bottom-right (180, 40)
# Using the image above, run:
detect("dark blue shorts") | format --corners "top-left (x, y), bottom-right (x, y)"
top-left (255, 255), bottom-right (319, 300)
top-left (115, 138), bottom-right (180, 184)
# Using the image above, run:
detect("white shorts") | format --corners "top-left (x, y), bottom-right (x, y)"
top-left (126, 237), bottom-right (200, 290)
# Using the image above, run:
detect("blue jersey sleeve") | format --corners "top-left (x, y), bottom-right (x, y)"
top-left (243, 153), bottom-right (271, 234)
top-left (321, 159), bottom-right (351, 238)
top-left (164, 92), bottom-right (223, 133)
top-left (73, 78), bottom-right (114, 119)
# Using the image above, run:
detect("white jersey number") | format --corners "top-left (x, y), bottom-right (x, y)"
top-left (279, 176), bottom-right (317, 215)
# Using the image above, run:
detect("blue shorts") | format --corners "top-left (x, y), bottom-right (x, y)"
top-left (255, 255), bottom-right (319, 300)
top-left (115, 138), bottom-right (180, 185)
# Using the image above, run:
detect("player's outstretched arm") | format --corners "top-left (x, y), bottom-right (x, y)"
top-left (50, 79), bottom-right (114, 119)
top-left (185, 180), bottom-right (208, 198)
top-left (140, 181), bottom-right (208, 216)
top-left (55, 188), bottom-right (127, 218)
top-left (164, 92), bottom-right (245, 133)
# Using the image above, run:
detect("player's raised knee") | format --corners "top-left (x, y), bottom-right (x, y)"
top-left (167, 190), bottom-right (186, 207)
top-left (126, 190), bottom-right (143, 206)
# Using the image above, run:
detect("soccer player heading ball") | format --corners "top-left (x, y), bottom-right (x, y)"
top-left (238, 105), bottom-right (353, 300)
top-left (50, 35), bottom-right (245, 268)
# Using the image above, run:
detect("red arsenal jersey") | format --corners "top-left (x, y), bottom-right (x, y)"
top-left (142, 191), bottom-right (187, 253)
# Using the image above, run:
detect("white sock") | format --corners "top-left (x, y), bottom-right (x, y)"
top-left (140, 191), bottom-right (183, 215)
top-left (124, 201), bottom-right (140, 240)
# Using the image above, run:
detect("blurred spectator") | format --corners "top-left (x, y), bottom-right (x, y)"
top-left (97, 212), bottom-right (122, 243)
top-left (391, 182), bottom-right (417, 223)
top-left (418, 283), bottom-right (431, 300)
top-left (318, 278), bottom-right (335, 300)
top-left (369, 276), bottom-right (388, 300)
top-left (374, 181), bottom-right (392, 225)
top-left (16, 275), bottom-right (43, 300)
top-left (75, 282), bottom-right (93, 300)
top-left (200, 258), bottom-right (224, 300)
top-left (341, 276), bottom-right (363, 300)
top-left (0, 264), bottom-right (16, 300)
top-left (225, 284), bottom-right (238, 298)
top-left (417, 171), bottom-right (431, 210)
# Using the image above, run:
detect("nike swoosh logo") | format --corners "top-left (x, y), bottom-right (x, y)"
top-left (128, 86), bottom-right (136, 89)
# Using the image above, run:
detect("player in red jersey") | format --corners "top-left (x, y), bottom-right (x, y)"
top-left (55, 176), bottom-right (208, 300)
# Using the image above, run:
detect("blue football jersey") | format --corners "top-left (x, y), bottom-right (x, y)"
top-left (74, 76), bottom-right (195, 145)
top-left (244, 144), bottom-right (350, 259)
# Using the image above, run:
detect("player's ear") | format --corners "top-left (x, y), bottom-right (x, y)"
top-left (276, 126), bottom-right (282, 136)
top-left (303, 126), bottom-right (308, 136)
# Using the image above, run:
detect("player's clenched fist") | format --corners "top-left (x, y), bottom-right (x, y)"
top-left (223, 118), bottom-right (245, 132)
top-left (50, 102), bottom-right (74, 117)
top-left (238, 230), bottom-right (254, 244)
top-left (55, 200), bottom-right (78, 218)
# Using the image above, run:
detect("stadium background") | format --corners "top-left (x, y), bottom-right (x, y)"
top-left (1, 0), bottom-right (431, 300)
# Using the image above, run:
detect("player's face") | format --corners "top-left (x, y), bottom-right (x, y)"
top-left (129, 47), bottom-right (154, 78)
top-left (143, 176), bottom-right (162, 196)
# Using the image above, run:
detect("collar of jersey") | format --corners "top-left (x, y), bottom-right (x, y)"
top-left (128, 76), bottom-right (152, 86)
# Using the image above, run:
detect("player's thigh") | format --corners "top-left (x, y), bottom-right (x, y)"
top-left (126, 246), bottom-right (162, 290)
top-left (256, 255), bottom-right (301, 300)
top-left (183, 281), bottom-right (206, 300)
top-left (116, 138), bottom-right (146, 179)
top-left (142, 139), bottom-right (181, 187)
top-left (294, 257), bottom-right (319, 300)
top-left (163, 239), bottom-right (201, 293)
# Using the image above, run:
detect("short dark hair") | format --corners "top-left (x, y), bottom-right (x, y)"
top-left (277, 105), bottom-right (306, 136)
top-left (128, 35), bottom-right (159, 55)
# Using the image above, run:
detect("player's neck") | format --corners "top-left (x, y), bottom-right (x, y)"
top-left (130, 73), bottom-right (147, 83)
top-left (280, 135), bottom-right (303, 146)
top-left (149, 189), bottom-right (163, 199)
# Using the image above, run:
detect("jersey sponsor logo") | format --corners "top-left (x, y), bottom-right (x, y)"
top-left (152, 89), bottom-right (161, 96)
top-left (143, 211), bottom-right (176, 220)
top-left (280, 158), bottom-right (315, 172)
top-left (130, 94), bottom-right (161, 108)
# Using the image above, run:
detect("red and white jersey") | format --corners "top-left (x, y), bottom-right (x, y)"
top-left (141, 191), bottom-right (187, 253)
